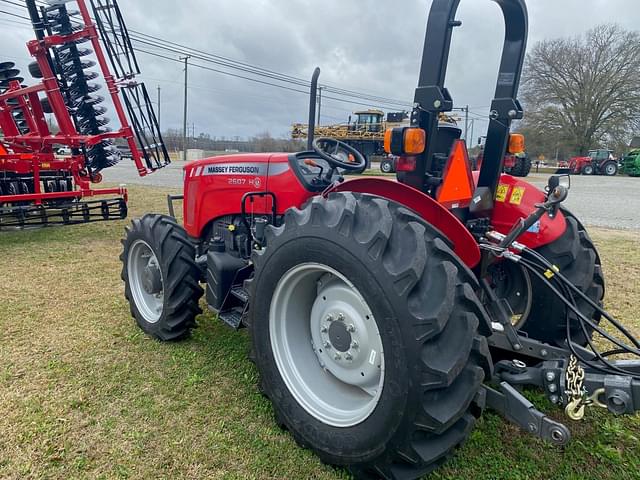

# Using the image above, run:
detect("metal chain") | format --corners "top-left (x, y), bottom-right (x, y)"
top-left (565, 355), bottom-right (607, 420)
top-left (565, 355), bottom-right (586, 420)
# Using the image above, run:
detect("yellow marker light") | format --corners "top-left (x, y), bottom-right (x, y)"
top-left (228, 225), bottom-right (236, 232)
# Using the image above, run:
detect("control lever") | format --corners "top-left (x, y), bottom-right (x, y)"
top-left (304, 158), bottom-right (324, 180)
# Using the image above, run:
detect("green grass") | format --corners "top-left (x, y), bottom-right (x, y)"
top-left (1, 185), bottom-right (639, 480)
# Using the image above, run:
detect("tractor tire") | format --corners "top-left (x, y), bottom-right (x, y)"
top-left (582, 164), bottom-right (594, 175)
top-left (602, 161), bottom-right (618, 177)
top-left (507, 156), bottom-right (532, 177)
top-left (518, 209), bottom-right (604, 346)
top-left (248, 192), bottom-right (492, 480)
top-left (380, 158), bottom-right (395, 174)
top-left (121, 214), bottom-right (203, 341)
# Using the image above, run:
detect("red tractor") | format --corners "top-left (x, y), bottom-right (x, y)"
top-left (121, 1), bottom-right (640, 478)
top-left (0, 0), bottom-right (168, 230)
top-left (474, 136), bottom-right (531, 177)
top-left (568, 149), bottom-right (618, 176)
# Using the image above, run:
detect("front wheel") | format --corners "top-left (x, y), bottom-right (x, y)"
top-left (582, 164), bottom-right (594, 175)
top-left (380, 158), bottom-right (395, 173)
top-left (121, 214), bottom-right (203, 341)
top-left (248, 192), bottom-right (492, 479)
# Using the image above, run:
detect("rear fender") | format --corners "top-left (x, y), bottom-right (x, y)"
top-left (330, 177), bottom-right (481, 268)
top-left (488, 174), bottom-right (566, 249)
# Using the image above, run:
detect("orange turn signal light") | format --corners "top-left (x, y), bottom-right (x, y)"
top-left (384, 127), bottom-right (426, 156)
top-left (508, 133), bottom-right (525, 154)
top-left (404, 128), bottom-right (426, 155)
top-left (384, 128), bottom-right (393, 154)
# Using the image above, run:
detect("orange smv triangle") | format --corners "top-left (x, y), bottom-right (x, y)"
top-left (436, 139), bottom-right (474, 209)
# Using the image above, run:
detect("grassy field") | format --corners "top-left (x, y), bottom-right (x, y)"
top-left (1, 185), bottom-right (639, 480)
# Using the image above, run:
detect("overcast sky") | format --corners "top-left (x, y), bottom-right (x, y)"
top-left (0, 0), bottom-right (638, 141)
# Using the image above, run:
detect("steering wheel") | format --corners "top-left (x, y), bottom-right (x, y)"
top-left (312, 137), bottom-right (366, 171)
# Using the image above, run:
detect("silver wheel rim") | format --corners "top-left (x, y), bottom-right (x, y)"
top-left (381, 162), bottom-right (391, 173)
top-left (127, 239), bottom-right (164, 323)
top-left (270, 263), bottom-right (384, 427)
top-left (606, 164), bottom-right (616, 175)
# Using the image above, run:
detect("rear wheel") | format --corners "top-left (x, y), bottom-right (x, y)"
top-left (507, 156), bottom-right (532, 177)
top-left (121, 214), bottom-right (203, 341)
top-left (602, 161), bottom-right (618, 176)
top-left (496, 210), bottom-right (604, 346)
top-left (249, 192), bottom-right (492, 479)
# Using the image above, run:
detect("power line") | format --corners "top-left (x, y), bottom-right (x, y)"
top-left (129, 36), bottom-right (411, 109)
top-left (0, 0), bottom-right (413, 110)
top-left (0, 8), bottom-right (29, 21)
top-left (121, 27), bottom-right (413, 107)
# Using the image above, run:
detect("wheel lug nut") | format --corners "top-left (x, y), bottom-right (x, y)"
top-left (320, 325), bottom-right (328, 333)
top-left (334, 354), bottom-right (341, 361)
top-left (337, 313), bottom-right (345, 321)
top-left (345, 353), bottom-right (353, 361)
top-left (323, 342), bottom-right (331, 349)
top-left (347, 324), bottom-right (355, 333)
top-left (326, 314), bottom-right (334, 322)
top-left (351, 341), bottom-right (358, 349)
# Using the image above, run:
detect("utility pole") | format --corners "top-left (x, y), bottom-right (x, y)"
top-left (469, 119), bottom-right (475, 146)
top-left (180, 55), bottom-right (191, 161)
top-left (317, 86), bottom-right (323, 125)
top-left (156, 85), bottom-right (161, 132)
top-left (464, 105), bottom-right (469, 142)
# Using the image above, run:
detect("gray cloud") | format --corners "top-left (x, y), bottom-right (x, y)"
top-left (0, 0), bottom-right (638, 140)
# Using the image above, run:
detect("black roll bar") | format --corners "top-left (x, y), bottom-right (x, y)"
top-left (406, 0), bottom-right (528, 209)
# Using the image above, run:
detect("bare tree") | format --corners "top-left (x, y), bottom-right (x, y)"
top-left (521, 24), bottom-right (640, 156)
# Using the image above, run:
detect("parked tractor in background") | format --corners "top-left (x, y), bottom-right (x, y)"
top-left (120, 1), bottom-right (640, 479)
top-left (503, 151), bottom-right (532, 176)
top-left (568, 149), bottom-right (618, 176)
top-left (622, 149), bottom-right (640, 177)
top-left (474, 137), bottom-right (531, 177)
top-left (0, 0), bottom-right (167, 230)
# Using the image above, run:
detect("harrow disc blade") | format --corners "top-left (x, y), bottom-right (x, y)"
top-left (0, 69), bottom-right (21, 80)
top-left (0, 77), bottom-right (24, 88)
